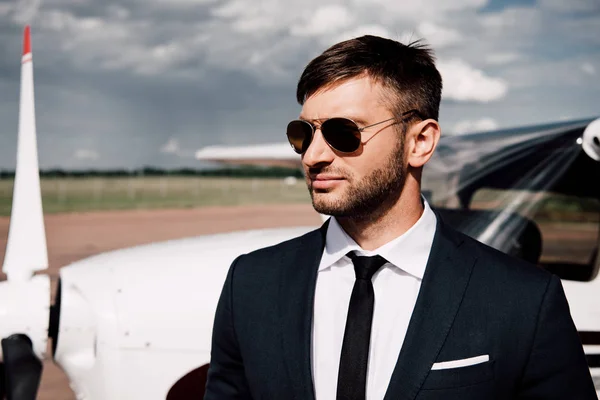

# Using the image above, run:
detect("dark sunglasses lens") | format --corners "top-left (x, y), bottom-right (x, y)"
top-left (286, 120), bottom-right (313, 154)
top-left (321, 118), bottom-right (361, 152)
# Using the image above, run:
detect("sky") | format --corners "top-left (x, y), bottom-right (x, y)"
top-left (0, 0), bottom-right (599, 169)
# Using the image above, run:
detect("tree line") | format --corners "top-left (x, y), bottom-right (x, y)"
top-left (0, 166), bottom-right (304, 179)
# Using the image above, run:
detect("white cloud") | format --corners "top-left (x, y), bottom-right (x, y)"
top-left (452, 118), bottom-right (499, 135)
top-left (2, 0), bottom-right (600, 169)
top-left (438, 59), bottom-right (508, 102)
top-left (0, 3), bottom-right (14, 16)
top-left (159, 138), bottom-right (195, 158)
top-left (145, 0), bottom-right (218, 4)
top-left (485, 52), bottom-right (520, 65)
top-left (12, 0), bottom-right (42, 24)
top-left (581, 62), bottom-right (596, 75)
top-left (74, 149), bottom-right (100, 160)
top-left (107, 5), bottom-right (130, 20)
top-left (351, 0), bottom-right (487, 21)
top-left (211, 0), bottom-right (302, 34)
top-left (417, 22), bottom-right (462, 48)
top-left (23, 0), bottom-right (483, 84)
top-left (479, 7), bottom-right (542, 36)
top-left (160, 138), bottom-right (180, 154)
top-left (36, 9), bottom-right (190, 76)
top-left (43, 0), bottom-right (91, 4)
top-left (330, 24), bottom-right (396, 45)
top-left (290, 5), bottom-right (355, 37)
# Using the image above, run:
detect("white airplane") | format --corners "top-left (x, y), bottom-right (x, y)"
top-left (0, 25), bottom-right (599, 399)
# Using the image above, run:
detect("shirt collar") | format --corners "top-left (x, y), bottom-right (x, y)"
top-left (319, 197), bottom-right (437, 279)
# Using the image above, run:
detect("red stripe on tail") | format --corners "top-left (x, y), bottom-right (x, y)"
top-left (23, 25), bottom-right (31, 55)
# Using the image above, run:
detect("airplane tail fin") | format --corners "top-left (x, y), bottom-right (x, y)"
top-left (2, 25), bottom-right (48, 281)
top-left (0, 28), bottom-right (50, 398)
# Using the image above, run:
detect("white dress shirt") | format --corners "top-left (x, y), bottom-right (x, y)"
top-left (311, 199), bottom-right (437, 399)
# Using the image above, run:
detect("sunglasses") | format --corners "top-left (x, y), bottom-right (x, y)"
top-left (286, 109), bottom-right (421, 154)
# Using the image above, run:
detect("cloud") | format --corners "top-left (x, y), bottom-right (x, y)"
top-left (11, 0), bottom-right (42, 24)
top-left (452, 118), bottom-right (499, 135)
top-left (290, 5), bottom-right (355, 37)
top-left (74, 149), bottom-right (100, 160)
top-left (582, 62), bottom-right (596, 75)
top-left (329, 24), bottom-right (396, 45)
top-left (160, 138), bottom-right (180, 154)
top-left (159, 138), bottom-right (196, 158)
top-left (0, 3), bottom-right (14, 17)
top-left (106, 4), bottom-right (130, 20)
top-left (417, 22), bottom-right (462, 48)
top-left (479, 7), bottom-right (543, 38)
top-left (350, 0), bottom-right (487, 21)
top-left (485, 52), bottom-right (520, 65)
top-left (438, 59), bottom-right (508, 102)
top-left (1, 0), bottom-right (600, 170)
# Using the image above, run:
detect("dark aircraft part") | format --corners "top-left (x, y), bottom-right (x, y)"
top-left (166, 364), bottom-right (209, 400)
top-left (423, 118), bottom-right (600, 282)
top-left (48, 278), bottom-right (62, 358)
top-left (454, 124), bottom-right (598, 206)
top-left (0, 334), bottom-right (42, 400)
top-left (586, 354), bottom-right (600, 369)
top-left (424, 118), bottom-right (600, 204)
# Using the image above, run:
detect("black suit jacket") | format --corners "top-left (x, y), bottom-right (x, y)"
top-left (205, 216), bottom-right (597, 399)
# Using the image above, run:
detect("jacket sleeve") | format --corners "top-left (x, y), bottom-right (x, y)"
top-left (517, 274), bottom-right (597, 399)
top-left (204, 255), bottom-right (252, 399)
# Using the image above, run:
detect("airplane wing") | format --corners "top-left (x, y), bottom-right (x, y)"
top-left (195, 143), bottom-right (301, 168)
top-left (424, 117), bottom-right (600, 207)
top-left (423, 116), bottom-right (600, 271)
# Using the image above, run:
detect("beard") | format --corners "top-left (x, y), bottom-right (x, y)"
top-left (306, 143), bottom-right (406, 220)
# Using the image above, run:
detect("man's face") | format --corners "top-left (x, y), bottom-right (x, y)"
top-left (299, 75), bottom-right (407, 218)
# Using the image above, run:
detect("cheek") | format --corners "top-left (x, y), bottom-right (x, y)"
top-left (362, 145), bottom-right (392, 169)
top-left (343, 157), bottom-right (377, 182)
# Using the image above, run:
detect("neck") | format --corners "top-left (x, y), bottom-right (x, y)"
top-left (336, 179), bottom-right (424, 251)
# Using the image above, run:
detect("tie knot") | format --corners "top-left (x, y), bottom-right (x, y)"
top-left (347, 252), bottom-right (388, 280)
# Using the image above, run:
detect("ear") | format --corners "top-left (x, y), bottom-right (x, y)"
top-left (406, 119), bottom-right (441, 169)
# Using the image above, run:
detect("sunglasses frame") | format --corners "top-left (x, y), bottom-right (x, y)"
top-left (286, 109), bottom-right (423, 154)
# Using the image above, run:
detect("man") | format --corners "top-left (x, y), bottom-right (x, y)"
top-left (204, 35), bottom-right (596, 399)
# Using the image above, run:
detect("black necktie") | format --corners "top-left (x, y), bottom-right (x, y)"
top-left (337, 252), bottom-right (388, 400)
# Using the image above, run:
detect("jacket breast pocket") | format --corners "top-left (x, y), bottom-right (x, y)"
top-left (421, 360), bottom-right (495, 390)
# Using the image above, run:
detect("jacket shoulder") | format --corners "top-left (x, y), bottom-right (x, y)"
top-left (242, 225), bottom-right (324, 260)
top-left (451, 225), bottom-right (554, 288)
top-left (228, 223), bottom-right (325, 277)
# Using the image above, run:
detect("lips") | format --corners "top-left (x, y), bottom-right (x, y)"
top-left (310, 174), bottom-right (344, 190)
top-left (311, 174), bottom-right (344, 181)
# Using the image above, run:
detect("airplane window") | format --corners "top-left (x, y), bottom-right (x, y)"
top-left (422, 119), bottom-right (600, 282)
top-left (468, 189), bottom-right (600, 282)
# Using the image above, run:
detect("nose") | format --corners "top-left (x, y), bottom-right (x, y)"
top-left (302, 128), bottom-right (335, 168)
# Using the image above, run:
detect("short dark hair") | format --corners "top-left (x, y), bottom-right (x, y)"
top-left (296, 35), bottom-right (442, 121)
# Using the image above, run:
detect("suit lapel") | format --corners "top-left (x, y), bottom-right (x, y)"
top-left (384, 216), bottom-right (477, 400)
top-left (279, 220), bottom-right (329, 400)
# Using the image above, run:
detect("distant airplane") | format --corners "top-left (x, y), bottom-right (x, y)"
top-left (195, 143), bottom-right (300, 168)
top-left (0, 25), bottom-right (599, 399)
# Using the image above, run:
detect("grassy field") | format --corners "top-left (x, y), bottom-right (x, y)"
top-left (0, 177), bottom-right (312, 216)
top-left (1, 177), bottom-right (599, 222)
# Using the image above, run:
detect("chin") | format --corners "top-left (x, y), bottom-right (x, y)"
top-left (311, 192), bottom-right (347, 216)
